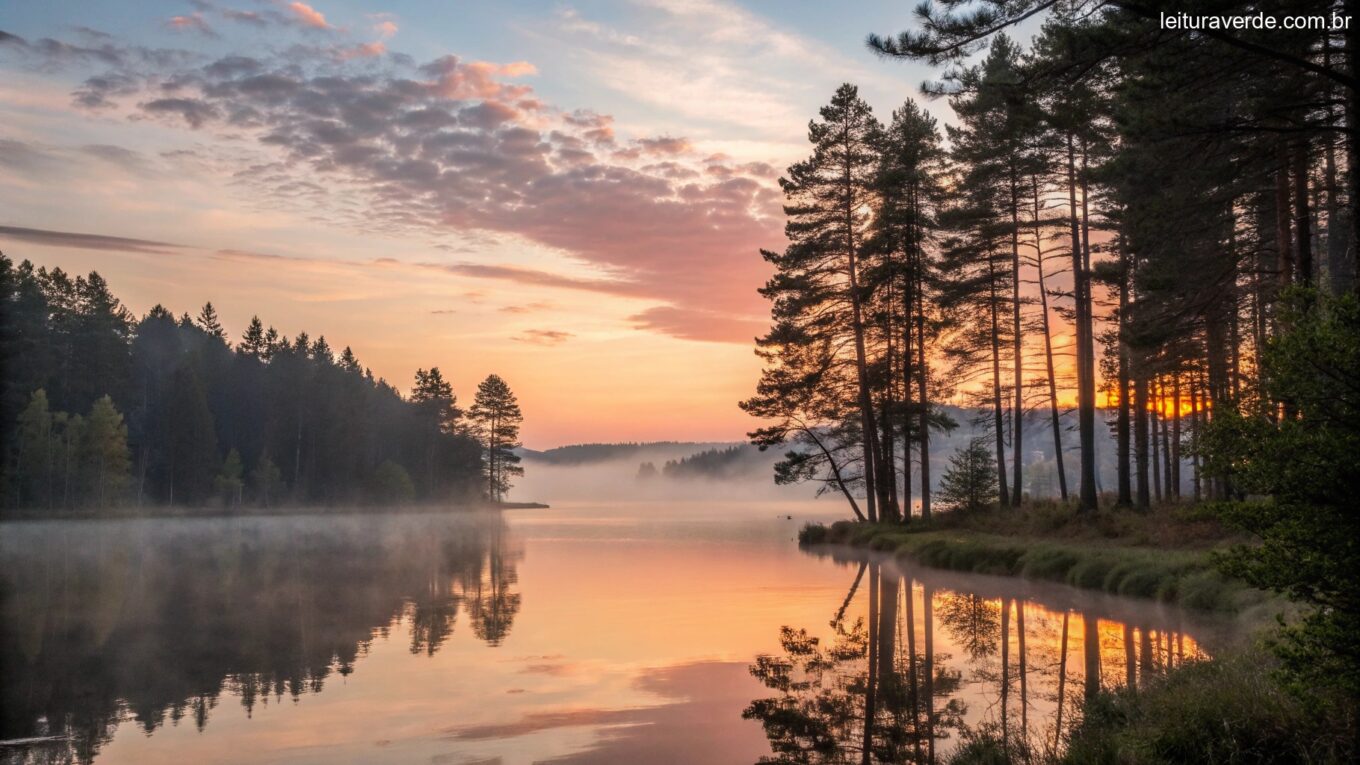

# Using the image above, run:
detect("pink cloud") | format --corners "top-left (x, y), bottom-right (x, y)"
top-left (335, 41), bottom-right (385, 60)
top-left (17, 31), bottom-right (783, 343)
top-left (166, 13), bottom-right (216, 37)
top-left (289, 2), bottom-right (330, 30)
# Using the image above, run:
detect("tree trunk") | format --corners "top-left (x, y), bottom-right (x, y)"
top-left (1293, 141), bottom-right (1314, 287)
top-left (1034, 179), bottom-right (1069, 501)
top-left (1276, 143), bottom-right (1295, 287)
top-left (1134, 367), bottom-right (1150, 510)
top-left (988, 255), bottom-right (1011, 508)
top-left (1010, 163), bottom-right (1024, 507)
top-left (1171, 374), bottom-right (1182, 500)
top-left (1116, 241), bottom-right (1132, 506)
top-left (1070, 133), bottom-right (1098, 511)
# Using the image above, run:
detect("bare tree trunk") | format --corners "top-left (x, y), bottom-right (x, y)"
top-left (1276, 144), bottom-right (1295, 287)
top-left (1294, 141), bottom-right (1314, 287)
top-left (1116, 240), bottom-right (1132, 506)
top-left (1191, 372), bottom-right (1203, 502)
top-left (1069, 133), bottom-right (1097, 511)
top-left (988, 255), bottom-right (1011, 508)
top-left (1134, 367), bottom-right (1150, 510)
top-left (1034, 179), bottom-right (1069, 501)
top-left (1010, 164), bottom-right (1024, 507)
top-left (1171, 374), bottom-right (1182, 500)
top-left (1151, 386), bottom-right (1163, 503)
top-left (917, 265), bottom-right (932, 520)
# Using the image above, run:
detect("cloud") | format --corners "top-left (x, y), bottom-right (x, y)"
top-left (499, 301), bottom-right (552, 314)
top-left (223, 10), bottom-right (268, 28)
top-left (0, 139), bottom-right (61, 174)
top-left (4, 26), bottom-right (785, 343)
top-left (166, 13), bottom-right (218, 38)
top-left (513, 329), bottom-right (573, 346)
top-left (140, 97), bottom-right (219, 128)
top-left (288, 2), bottom-right (331, 30)
top-left (81, 143), bottom-right (156, 174)
top-left (630, 305), bottom-right (766, 343)
top-left (335, 41), bottom-right (385, 60)
top-left (0, 225), bottom-right (184, 254)
top-left (372, 19), bottom-right (399, 39)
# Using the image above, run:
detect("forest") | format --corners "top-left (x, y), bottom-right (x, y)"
top-left (0, 254), bottom-right (525, 514)
top-left (746, 0), bottom-right (1359, 739)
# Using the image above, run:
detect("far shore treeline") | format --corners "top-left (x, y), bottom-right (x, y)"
top-left (0, 253), bottom-right (524, 515)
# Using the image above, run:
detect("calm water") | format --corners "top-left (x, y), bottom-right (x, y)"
top-left (0, 502), bottom-right (1233, 764)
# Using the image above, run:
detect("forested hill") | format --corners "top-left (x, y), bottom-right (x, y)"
top-left (0, 254), bottom-right (522, 515)
top-left (518, 441), bottom-right (738, 465)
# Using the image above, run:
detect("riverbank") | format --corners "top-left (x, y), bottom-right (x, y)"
top-left (0, 500), bottom-right (550, 522)
top-left (799, 506), bottom-right (1267, 613)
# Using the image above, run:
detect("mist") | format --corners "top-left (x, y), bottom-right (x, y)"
top-left (510, 443), bottom-right (815, 505)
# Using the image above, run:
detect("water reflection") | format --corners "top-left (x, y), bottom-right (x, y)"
top-left (0, 514), bottom-right (521, 764)
top-left (745, 557), bottom-right (1209, 763)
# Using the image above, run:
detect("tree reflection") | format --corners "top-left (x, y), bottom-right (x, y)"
top-left (750, 557), bottom-right (1216, 764)
top-left (744, 562), bottom-right (964, 764)
top-left (0, 513), bottom-right (522, 764)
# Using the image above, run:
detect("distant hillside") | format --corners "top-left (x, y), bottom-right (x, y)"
top-left (636, 445), bottom-right (769, 481)
top-left (521, 402), bottom-right (1135, 501)
top-left (518, 441), bottom-right (740, 465)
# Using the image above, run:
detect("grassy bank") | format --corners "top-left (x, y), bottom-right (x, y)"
top-left (800, 509), bottom-right (1265, 613)
top-left (947, 646), bottom-right (1356, 764)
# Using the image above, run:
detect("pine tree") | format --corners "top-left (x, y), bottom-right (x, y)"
top-left (15, 389), bottom-right (57, 509)
top-left (469, 374), bottom-right (523, 503)
top-left (748, 84), bottom-right (887, 521)
top-left (214, 448), bottom-right (244, 507)
top-left (239, 316), bottom-right (267, 359)
top-left (870, 98), bottom-right (950, 518)
top-left (196, 302), bottom-right (225, 340)
top-left (411, 367), bottom-right (460, 498)
top-left (937, 436), bottom-right (998, 513)
top-left (81, 395), bottom-right (130, 509)
top-left (250, 452), bottom-right (282, 507)
top-left (166, 361), bottom-right (218, 505)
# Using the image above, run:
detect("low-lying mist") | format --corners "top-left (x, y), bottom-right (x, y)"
top-left (510, 443), bottom-right (813, 505)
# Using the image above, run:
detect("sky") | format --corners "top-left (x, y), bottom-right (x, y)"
top-left (0, 0), bottom-right (971, 448)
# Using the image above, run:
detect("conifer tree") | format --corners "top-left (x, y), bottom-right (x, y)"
top-left (937, 436), bottom-right (998, 513)
top-left (751, 84), bottom-right (887, 521)
top-left (469, 374), bottom-right (523, 503)
top-left (82, 395), bottom-right (130, 509)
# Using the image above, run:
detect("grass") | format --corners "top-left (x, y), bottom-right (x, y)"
top-left (1057, 648), bottom-right (1357, 764)
top-left (799, 507), bottom-right (1265, 613)
top-left (944, 648), bottom-right (1356, 764)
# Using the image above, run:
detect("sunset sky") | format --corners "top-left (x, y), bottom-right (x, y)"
top-left (0, 1), bottom-right (962, 447)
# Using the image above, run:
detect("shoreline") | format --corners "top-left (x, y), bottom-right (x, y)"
top-left (0, 500), bottom-right (550, 523)
top-left (799, 519), bottom-right (1269, 614)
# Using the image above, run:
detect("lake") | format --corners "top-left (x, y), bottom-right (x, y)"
top-left (0, 502), bottom-right (1234, 764)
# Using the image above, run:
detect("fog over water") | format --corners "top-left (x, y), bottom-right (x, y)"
top-left (0, 481), bottom-right (1245, 765)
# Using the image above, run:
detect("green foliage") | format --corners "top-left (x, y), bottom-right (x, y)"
top-left (1201, 290), bottom-right (1360, 699)
top-left (366, 459), bottom-right (415, 505)
top-left (249, 452), bottom-right (283, 507)
top-left (82, 395), bottom-right (130, 508)
top-left (1061, 649), bottom-right (1355, 764)
top-left (214, 448), bottom-right (244, 507)
top-left (469, 374), bottom-right (523, 503)
top-left (936, 436), bottom-right (998, 512)
top-left (1, 254), bottom-right (497, 514)
top-left (803, 521), bottom-right (1258, 613)
top-left (12, 390), bottom-right (130, 511)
